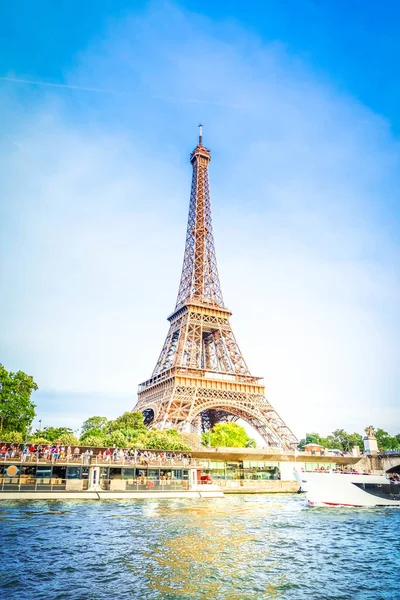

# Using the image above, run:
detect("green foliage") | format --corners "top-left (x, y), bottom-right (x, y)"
top-left (126, 429), bottom-right (191, 451)
top-left (328, 429), bottom-right (362, 453)
top-left (58, 433), bottom-right (80, 446)
top-left (202, 423), bottom-right (251, 448)
top-left (297, 433), bottom-right (322, 450)
top-left (375, 428), bottom-right (400, 451)
top-left (35, 427), bottom-right (75, 443)
top-left (81, 416), bottom-right (109, 435)
top-left (141, 430), bottom-right (191, 451)
top-left (0, 430), bottom-right (24, 443)
top-left (106, 431), bottom-right (128, 447)
top-left (80, 428), bottom-right (106, 442)
top-left (245, 438), bottom-right (257, 448)
top-left (28, 437), bottom-right (51, 444)
top-left (109, 412), bottom-right (147, 433)
top-left (78, 434), bottom-right (106, 447)
top-left (298, 428), bottom-right (393, 452)
top-left (0, 364), bottom-right (38, 435)
top-left (78, 413), bottom-right (146, 446)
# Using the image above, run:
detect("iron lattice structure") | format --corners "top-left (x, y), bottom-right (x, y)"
top-left (134, 128), bottom-right (297, 449)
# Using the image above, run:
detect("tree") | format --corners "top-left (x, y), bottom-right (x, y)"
top-left (109, 412), bottom-right (147, 433)
top-left (78, 434), bottom-right (106, 447)
top-left (297, 433), bottom-right (323, 450)
top-left (347, 432), bottom-right (364, 450)
top-left (203, 423), bottom-right (251, 448)
top-left (321, 435), bottom-right (338, 449)
top-left (81, 416), bottom-right (109, 436)
top-left (330, 429), bottom-right (353, 452)
top-left (80, 427), bottom-right (107, 442)
top-left (298, 430), bottom-right (363, 452)
top-left (35, 426), bottom-right (75, 442)
top-left (0, 364), bottom-right (38, 435)
top-left (28, 436), bottom-right (51, 444)
top-left (139, 430), bottom-right (191, 451)
top-left (0, 431), bottom-right (23, 443)
top-left (58, 433), bottom-right (80, 446)
top-left (245, 439), bottom-right (257, 448)
top-left (375, 428), bottom-right (400, 451)
top-left (106, 431), bottom-right (128, 447)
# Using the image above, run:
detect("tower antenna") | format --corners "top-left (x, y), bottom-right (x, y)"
top-left (198, 123), bottom-right (203, 145)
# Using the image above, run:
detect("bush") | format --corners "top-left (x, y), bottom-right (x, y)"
top-left (204, 423), bottom-right (252, 448)
top-left (58, 433), bottom-right (80, 446)
top-left (144, 430), bottom-right (191, 451)
top-left (79, 434), bottom-right (107, 447)
top-left (28, 437), bottom-right (51, 444)
top-left (109, 412), bottom-right (147, 434)
top-left (246, 439), bottom-right (257, 448)
top-left (106, 431), bottom-right (127, 447)
top-left (0, 431), bottom-right (23, 443)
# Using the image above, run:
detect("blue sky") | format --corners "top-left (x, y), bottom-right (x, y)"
top-left (1, 0), bottom-right (399, 438)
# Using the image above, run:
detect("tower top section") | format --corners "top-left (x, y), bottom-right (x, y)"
top-left (175, 127), bottom-right (224, 311)
top-left (190, 124), bottom-right (211, 164)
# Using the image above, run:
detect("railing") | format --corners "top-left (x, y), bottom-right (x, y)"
top-left (138, 366), bottom-right (264, 391)
top-left (0, 477), bottom-right (88, 492)
top-left (0, 477), bottom-right (202, 493)
top-left (378, 450), bottom-right (400, 457)
top-left (99, 478), bottom-right (191, 492)
top-left (0, 454), bottom-right (202, 467)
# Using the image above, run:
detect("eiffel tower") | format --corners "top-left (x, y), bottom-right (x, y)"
top-left (134, 127), bottom-right (297, 449)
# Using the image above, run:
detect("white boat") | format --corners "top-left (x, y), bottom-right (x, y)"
top-left (294, 470), bottom-right (400, 507)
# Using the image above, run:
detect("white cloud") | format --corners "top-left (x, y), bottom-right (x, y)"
top-left (1, 2), bottom-right (399, 437)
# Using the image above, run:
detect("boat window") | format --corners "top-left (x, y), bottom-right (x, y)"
top-left (109, 468), bottom-right (122, 479)
top-left (52, 466), bottom-right (66, 479)
top-left (21, 466), bottom-right (36, 476)
top-left (67, 467), bottom-right (82, 479)
top-left (37, 467), bottom-right (52, 478)
top-left (100, 467), bottom-right (109, 479)
top-left (352, 482), bottom-right (400, 499)
top-left (121, 468), bottom-right (136, 479)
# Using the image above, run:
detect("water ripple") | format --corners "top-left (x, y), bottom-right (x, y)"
top-left (0, 495), bottom-right (398, 599)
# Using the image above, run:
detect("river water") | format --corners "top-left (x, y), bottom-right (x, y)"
top-left (1, 494), bottom-right (399, 600)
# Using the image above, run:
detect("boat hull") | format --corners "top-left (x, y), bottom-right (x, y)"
top-left (0, 487), bottom-right (224, 501)
top-left (295, 471), bottom-right (400, 507)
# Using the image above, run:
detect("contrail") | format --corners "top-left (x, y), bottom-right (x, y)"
top-left (0, 76), bottom-right (115, 94)
top-left (0, 75), bottom-right (247, 109)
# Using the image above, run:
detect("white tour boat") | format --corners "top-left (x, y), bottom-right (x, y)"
top-left (294, 470), bottom-right (400, 507)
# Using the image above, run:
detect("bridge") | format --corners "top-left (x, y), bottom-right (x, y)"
top-left (353, 452), bottom-right (400, 474)
top-left (375, 451), bottom-right (400, 473)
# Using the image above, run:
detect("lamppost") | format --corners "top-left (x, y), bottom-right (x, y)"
top-left (38, 419), bottom-right (42, 432)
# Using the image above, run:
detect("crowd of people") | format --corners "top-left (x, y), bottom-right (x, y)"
top-left (0, 443), bottom-right (194, 466)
